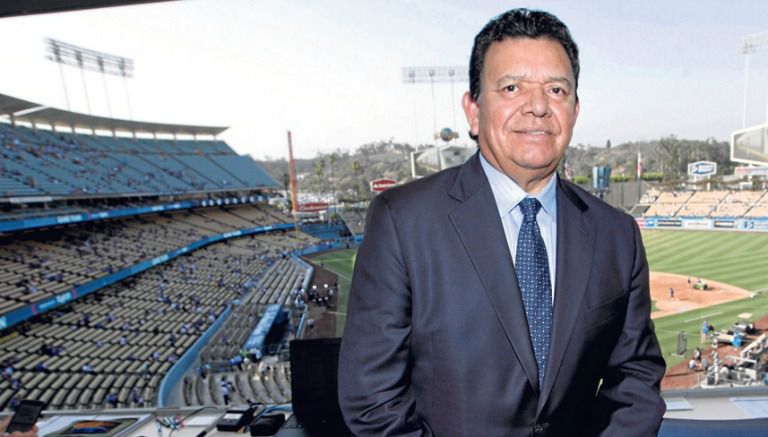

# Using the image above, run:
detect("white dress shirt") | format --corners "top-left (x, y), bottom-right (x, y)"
top-left (479, 153), bottom-right (557, 299)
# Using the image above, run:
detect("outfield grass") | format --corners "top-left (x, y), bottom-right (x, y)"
top-left (642, 230), bottom-right (768, 366)
top-left (653, 292), bottom-right (768, 365)
top-left (312, 249), bottom-right (356, 337)
top-left (313, 230), bottom-right (768, 369)
top-left (642, 230), bottom-right (768, 291)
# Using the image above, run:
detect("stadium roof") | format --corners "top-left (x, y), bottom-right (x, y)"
top-left (0, 93), bottom-right (39, 114)
top-left (0, 1), bottom-right (171, 19)
top-left (0, 92), bottom-right (228, 137)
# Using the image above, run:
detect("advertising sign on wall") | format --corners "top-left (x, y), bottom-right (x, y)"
top-left (687, 161), bottom-right (717, 177)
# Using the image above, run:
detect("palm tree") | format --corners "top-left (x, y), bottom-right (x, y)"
top-left (351, 160), bottom-right (362, 200)
top-left (329, 153), bottom-right (338, 203)
top-left (314, 158), bottom-right (326, 195)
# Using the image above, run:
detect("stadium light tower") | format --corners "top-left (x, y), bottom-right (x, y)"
top-left (740, 31), bottom-right (768, 127)
top-left (45, 38), bottom-right (135, 118)
top-left (402, 66), bottom-right (468, 143)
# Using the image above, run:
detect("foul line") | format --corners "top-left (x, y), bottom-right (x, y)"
top-left (328, 271), bottom-right (352, 281)
top-left (655, 328), bottom-right (686, 334)
top-left (315, 255), bottom-right (354, 263)
top-left (684, 312), bottom-right (722, 323)
top-left (324, 310), bottom-right (347, 316)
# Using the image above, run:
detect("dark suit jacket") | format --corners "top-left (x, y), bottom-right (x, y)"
top-left (338, 153), bottom-right (666, 436)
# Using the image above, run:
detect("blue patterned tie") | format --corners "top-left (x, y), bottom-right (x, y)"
top-left (515, 198), bottom-right (553, 389)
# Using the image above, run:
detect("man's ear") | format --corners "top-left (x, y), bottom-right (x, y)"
top-left (462, 91), bottom-right (480, 138)
top-left (573, 99), bottom-right (580, 123)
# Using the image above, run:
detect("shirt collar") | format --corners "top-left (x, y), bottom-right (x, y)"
top-left (479, 152), bottom-right (558, 217)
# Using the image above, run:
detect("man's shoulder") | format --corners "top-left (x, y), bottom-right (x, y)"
top-left (559, 177), bottom-right (633, 223)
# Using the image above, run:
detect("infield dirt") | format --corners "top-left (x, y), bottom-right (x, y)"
top-left (650, 272), bottom-right (752, 319)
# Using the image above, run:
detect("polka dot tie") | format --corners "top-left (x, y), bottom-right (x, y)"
top-left (515, 198), bottom-right (552, 389)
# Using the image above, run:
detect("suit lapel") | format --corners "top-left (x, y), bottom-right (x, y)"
top-left (539, 178), bottom-right (594, 411)
top-left (447, 154), bottom-right (539, 391)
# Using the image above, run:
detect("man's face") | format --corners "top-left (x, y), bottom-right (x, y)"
top-left (463, 37), bottom-right (579, 192)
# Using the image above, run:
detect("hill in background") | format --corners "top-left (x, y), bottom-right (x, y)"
top-left (256, 136), bottom-right (737, 202)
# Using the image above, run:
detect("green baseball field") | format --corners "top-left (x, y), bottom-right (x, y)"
top-left (311, 249), bottom-right (356, 337)
top-left (643, 230), bottom-right (768, 367)
top-left (312, 229), bottom-right (768, 369)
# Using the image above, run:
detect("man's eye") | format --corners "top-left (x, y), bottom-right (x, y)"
top-left (551, 87), bottom-right (562, 94)
top-left (504, 84), bottom-right (517, 93)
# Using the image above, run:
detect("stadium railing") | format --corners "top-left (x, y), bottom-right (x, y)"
top-left (659, 418), bottom-right (768, 436)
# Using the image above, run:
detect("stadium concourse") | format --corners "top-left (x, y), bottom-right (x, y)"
top-left (0, 89), bottom-right (358, 436)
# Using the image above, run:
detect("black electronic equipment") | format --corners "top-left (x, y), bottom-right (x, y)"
top-left (6, 399), bottom-right (45, 433)
top-left (275, 338), bottom-right (351, 436)
top-left (216, 404), bottom-right (264, 433)
top-left (249, 413), bottom-right (286, 436)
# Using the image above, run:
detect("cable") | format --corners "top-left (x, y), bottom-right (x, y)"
top-left (194, 419), bottom-right (218, 437)
top-left (253, 404), bottom-right (292, 421)
top-left (155, 416), bottom-right (163, 437)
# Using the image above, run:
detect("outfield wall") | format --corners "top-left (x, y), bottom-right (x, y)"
top-left (638, 216), bottom-right (768, 232)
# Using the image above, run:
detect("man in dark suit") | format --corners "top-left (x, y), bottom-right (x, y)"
top-left (339, 8), bottom-right (665, 436)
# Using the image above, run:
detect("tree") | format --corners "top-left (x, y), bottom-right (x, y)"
top-left (573, 175), bottom-right (589, 185)
top-left (314, 158), bottom-right (326, 194)
top-left (329, 153), bottom-right (338, 202)
top-left (350, 160), bottom-right (362, 199)
top-left (281, 172), bottom-right (290, 193)
top-left (655, 135), bottom-right (680, 179)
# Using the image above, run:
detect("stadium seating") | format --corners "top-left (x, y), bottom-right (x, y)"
top-left (199, 262), bottom-right (304, 368)
top-left (710, 202), bottom-right (749, 218)
top-left (0, 123), bottom-right (277, 198)
top-left (210, 155), bottom-right (279, 188)
top-left (656, 191), bottom-right (694, 204)
top-left (0, 89), bottom-right (328, 413)
top-left (339, 209), bottom-right (367, 235)
top-left (644, 189), bottom-right (768, 219)
top-left (181, 360), bottom-right (291, 407)
top-left (645, 203), bottom-right (682, 217)
top-left (725, 190), bottom-right (764, 204)
top-left (637, 187), bottom-right (660, 205)
top-left (745, 191), bottom-right (768, 218)
top-left (676, 203), bottom-right (714, 217)
top-left (0, 204), bottom-right (319, 316)
top-left (645, 191), bottom-right (691, 217)
top-left (687, 190), bottom-right (728, 204)
top-left (0, 225), bottom-right (312, 411)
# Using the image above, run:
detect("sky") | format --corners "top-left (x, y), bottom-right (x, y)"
top-left (0, 0), bottom-right (767, 159)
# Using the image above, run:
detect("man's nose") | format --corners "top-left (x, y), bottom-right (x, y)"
top-left (522, 87), bottom-right (550, 117)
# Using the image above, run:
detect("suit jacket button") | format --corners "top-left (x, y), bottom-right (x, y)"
top-left (534, 423), bottom-right (546, 435)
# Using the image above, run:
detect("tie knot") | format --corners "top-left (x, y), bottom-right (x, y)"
top-left (519, 197), bottom-right (542, 222)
